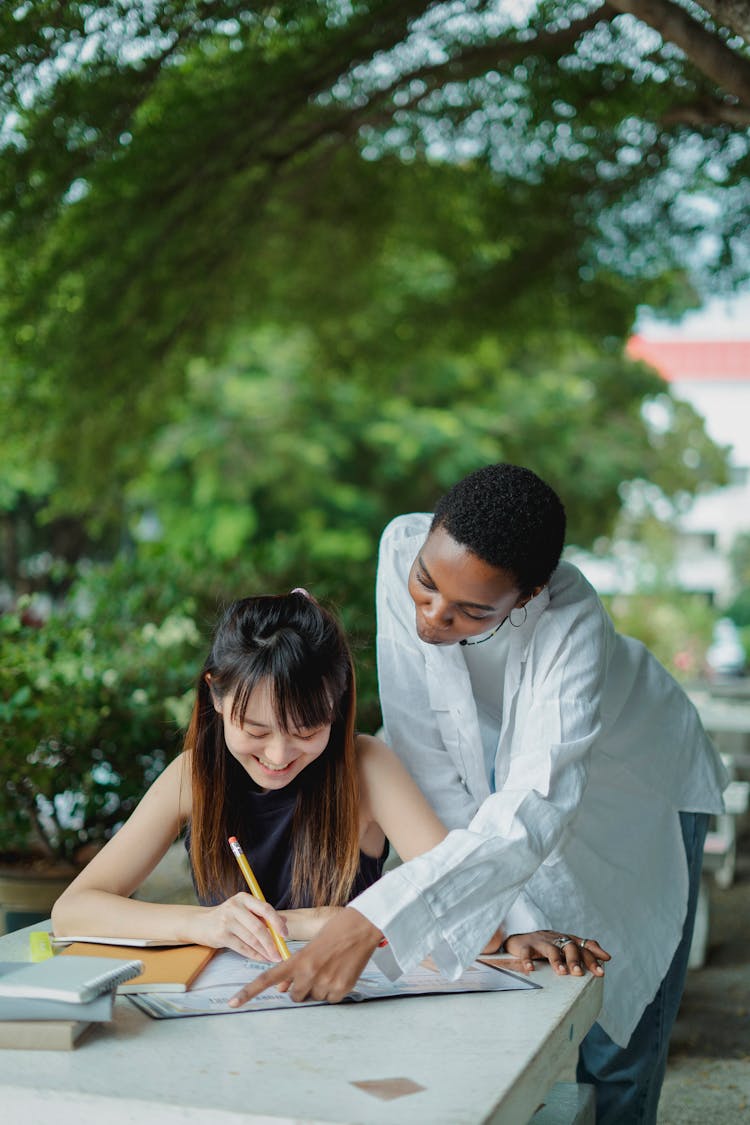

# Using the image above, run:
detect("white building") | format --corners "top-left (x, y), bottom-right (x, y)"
top-left (570, 296), bottom-right (750, 607)
top-left (627, 335), bottom-right (750, 605)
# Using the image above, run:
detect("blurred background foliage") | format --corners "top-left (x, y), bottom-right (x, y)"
top-left (1, 1), bottom-right (749, 850)
top-left (0, 561), bottom-right (204, 861)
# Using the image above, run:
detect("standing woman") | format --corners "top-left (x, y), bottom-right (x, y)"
top-left (238, 465), bottom-right (727, 1125)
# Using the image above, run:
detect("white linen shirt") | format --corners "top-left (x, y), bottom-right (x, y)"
top-left (352, 513), bottom-right (729, 1047)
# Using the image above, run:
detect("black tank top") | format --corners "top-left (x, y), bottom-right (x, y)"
top-left (184, 764), bottom-right (386, 909)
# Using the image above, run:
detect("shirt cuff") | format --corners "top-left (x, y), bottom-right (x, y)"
top-left (351, 868), bottom-right (450, 978)
top-left (368, 941), bottom-right (402, 981)
top-left (501, 895), bottom-right (547, 937)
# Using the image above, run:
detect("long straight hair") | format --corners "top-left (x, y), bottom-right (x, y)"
top-left (188, 593), bottom-right (360, 907)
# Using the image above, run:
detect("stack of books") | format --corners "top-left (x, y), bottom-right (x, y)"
top-left (0, 954), bottom-right (144, 1050)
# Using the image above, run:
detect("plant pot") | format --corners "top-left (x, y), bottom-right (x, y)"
top-left (0, 861), bottom-right (79, 936)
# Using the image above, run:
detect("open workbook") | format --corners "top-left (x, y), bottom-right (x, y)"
top-left (129, 944), bottom-right (539, 1019)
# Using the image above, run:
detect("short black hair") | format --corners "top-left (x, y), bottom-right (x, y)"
top-left (431, 463), bottom-right (566, 595)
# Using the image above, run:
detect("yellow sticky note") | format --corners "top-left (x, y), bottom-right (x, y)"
top-left (29, 931), bottom-right (54, 961)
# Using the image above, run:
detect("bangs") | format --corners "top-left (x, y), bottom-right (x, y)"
top-left (229, 667), bottom-right (340, 733)
top-left (272, 673), bottom-right (338, 732)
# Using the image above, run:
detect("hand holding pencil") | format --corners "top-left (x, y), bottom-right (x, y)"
top-left (228, 836), bottom-right (291, 961)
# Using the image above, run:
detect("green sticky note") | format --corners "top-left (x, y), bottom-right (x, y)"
top-left (29, 931), bottom-right (54, 961)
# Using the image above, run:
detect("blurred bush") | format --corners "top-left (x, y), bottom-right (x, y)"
top-left (0, 558), bottom-right (204, 865)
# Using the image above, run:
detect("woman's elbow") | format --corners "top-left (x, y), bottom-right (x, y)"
top-left (50, 885), bottom-right (82, 936)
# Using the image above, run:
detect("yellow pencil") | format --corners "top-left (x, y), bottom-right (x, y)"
top-left (228, 836), bottom-right (291, 960)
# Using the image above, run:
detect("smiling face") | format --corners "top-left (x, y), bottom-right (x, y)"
top-left (212, 678), bottom-right (332, 790)
top-left (408, 525), bottom-right (533, 646)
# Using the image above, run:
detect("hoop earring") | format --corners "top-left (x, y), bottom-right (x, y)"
top-left (509, 604), bottom-right (527, 628)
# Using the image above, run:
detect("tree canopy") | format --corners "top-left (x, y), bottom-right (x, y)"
top-left (0, 1), bottom-right (746, 564)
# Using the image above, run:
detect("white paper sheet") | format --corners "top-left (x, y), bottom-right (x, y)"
top-left (128, 944), bottom-right (539, 1018)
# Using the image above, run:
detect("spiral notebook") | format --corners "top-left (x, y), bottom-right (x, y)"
top-left (0, 955), bottom-right (144, 1004)
top-left (0, 961), bottom-right (116, 1020)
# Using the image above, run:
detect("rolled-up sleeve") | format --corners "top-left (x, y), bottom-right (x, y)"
top-left (354, 707), bottom-right (597, 976)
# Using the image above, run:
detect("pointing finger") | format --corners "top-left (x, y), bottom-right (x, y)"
top-left (229, 962), bottom-right (291, 1007)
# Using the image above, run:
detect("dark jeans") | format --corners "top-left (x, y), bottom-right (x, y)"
top-left (577, 811), bottom-right (709, 1125)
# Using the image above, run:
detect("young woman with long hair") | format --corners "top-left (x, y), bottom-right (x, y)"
top-left (52, 590), bottom-right (456, 957)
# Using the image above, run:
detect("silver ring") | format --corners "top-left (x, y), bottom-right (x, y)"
top-left (579, 938), bottom-right (589, 950)
top-left (553, 935), bottom-right (574, 950)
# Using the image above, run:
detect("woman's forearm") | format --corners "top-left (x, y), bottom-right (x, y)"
top-left (279, 906), bottom-right (344, 941)
top-left (51, 889), bottom-right (208, 944)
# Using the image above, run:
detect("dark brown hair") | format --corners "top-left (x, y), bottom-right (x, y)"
top-left (187, 592), bottom-right (360, 907)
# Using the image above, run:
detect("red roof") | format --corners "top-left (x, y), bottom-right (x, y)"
top-left (627, 337), bottom-right (750, 382)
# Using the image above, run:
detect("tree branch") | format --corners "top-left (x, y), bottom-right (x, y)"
top-left (364, 4), bottom-right (614, 96)
top-left (695, 0), bottom-right (750, 44)
top-left (607, 0), bottom-right (750, 105)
